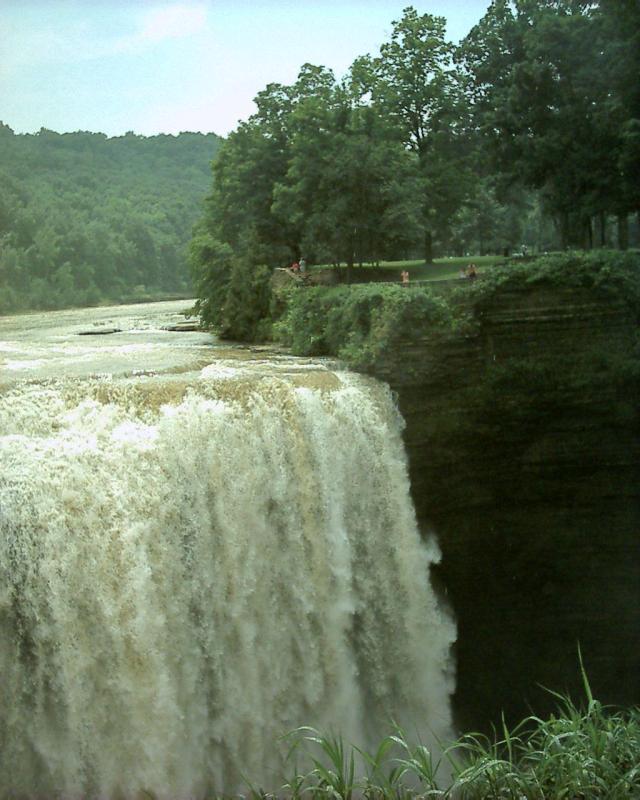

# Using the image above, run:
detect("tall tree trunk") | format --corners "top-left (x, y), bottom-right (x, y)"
top-left (346, 227), bottom-right (357, 284)
top-left (597, 212), bottom-right (607, 247)
top-left (424, 229), bottom-right (433, 264)
top-left (617, 213), bottom-right (629, 250)
top-left (558, 211), bottom-right (569, 250)
top-left (584, 216), bottom-right (593, 250)
top-left (346, 251), bottom-right (354, 285)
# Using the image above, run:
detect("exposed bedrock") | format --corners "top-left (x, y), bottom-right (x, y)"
top-left (371, 286), bottom-right (639, 732)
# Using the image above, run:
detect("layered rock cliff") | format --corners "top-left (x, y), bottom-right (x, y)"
top-left (372, 285), bottom-right (639, 732)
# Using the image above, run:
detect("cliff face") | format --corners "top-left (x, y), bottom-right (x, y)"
top-left (372, 286), bottom-right (639, 732)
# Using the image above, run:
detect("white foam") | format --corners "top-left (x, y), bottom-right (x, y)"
top-left (0, 373), bottom-right (455, 797)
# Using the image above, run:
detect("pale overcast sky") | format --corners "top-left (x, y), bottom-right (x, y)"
top-left (1, 0), bottom-right (491, 138)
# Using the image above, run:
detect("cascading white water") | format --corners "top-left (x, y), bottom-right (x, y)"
top-left (0, 367), bottom-right (455, 798)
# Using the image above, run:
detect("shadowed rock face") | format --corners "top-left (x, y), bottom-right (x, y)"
top-left (372, 286), bottom-right (640, 733)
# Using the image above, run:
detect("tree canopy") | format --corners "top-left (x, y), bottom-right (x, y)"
top-left (459, 0), bottom-right (640, 247)
top-left (191, 2), bottom-right (638, 338)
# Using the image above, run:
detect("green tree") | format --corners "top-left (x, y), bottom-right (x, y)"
top-left (272, 69), bottom-right (422, 272)
top-left (207, 80), bottom-right (299, 263)
top-left (595, 0), bottom-right (640, 246)
top-left (460, 0), bottom-right (638, 248)
top-left (371, 7), bottom-right (472, 262)
top-left (189, 230), bottom-right (235, 330)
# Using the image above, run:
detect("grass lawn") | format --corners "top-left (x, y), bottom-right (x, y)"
top-left (379, 255), bottom-right (507, 280)
top-left (309, 255), bottom-right (507, 282)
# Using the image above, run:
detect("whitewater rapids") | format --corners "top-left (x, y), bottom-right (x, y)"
top-left (0, 360), bottom-right (455, 797)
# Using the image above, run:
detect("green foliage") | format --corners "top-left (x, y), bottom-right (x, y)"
top-left (190, 228), bottom-right (275, 341)
top-left (273, 100), bottom-right (424, 267)
top-left (0, 127), bottom-right (220, 313)
top-left (273, 252), bottom-right (640, 399)
top-left (452, 669), bottom-right (640, 799)
top-left (189, 232), bottom-right (235, 328)
top-left (461, 249), bottom-right (640, 313)
top-left (190, 7), bottom-right (479, 333)
top-left (191, 3), bottom-right (639, 338)
top-left (284, 728), bottom-right (358, 799)
top-left (372, 7), bottom-right (474, 262)
top-left (232, 671), bottom-right (640, 799)
top-left (459, 1), bottom-right (640, 246)
top-left (222, 261), bottom-right (274, 341)
top-left (274, 283), bottom-right (452, 368)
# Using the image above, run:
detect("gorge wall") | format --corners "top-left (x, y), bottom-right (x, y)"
top-left (371, 284), bottom-right (639, 733)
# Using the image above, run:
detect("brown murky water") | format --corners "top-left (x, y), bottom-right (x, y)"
top-left (0, 299), bottom-right (341, 386)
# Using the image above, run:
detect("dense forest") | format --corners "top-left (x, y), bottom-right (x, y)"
top-left (191, 0), bottom-right (639, 338)
top-left (0, 126), bottom-right (220, 313)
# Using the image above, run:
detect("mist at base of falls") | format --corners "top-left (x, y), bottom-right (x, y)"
top-left (0, 368), bottom-right (455, 798)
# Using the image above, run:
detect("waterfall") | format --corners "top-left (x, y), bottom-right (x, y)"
top-left (0, 367), bottom-right (456, 798)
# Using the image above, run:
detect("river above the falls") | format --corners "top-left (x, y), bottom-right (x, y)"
top-left (0, 299), bottom-right (327, 386)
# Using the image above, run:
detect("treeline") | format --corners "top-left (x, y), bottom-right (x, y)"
top-left (0, 125), bottom-right (220, 313)
top-left (191, 0), bottom-right (639, 338)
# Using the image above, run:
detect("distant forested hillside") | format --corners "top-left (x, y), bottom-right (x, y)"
top-left (0, 124), bottom-right (220, 313)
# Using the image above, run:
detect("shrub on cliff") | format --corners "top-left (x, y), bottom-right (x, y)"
top-left (463, 249), bottom-right (640, 313)
top-left (274, 283), bottom-right (452, 368)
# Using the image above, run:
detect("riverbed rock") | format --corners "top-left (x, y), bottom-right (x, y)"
top-left (77, 327), bottom-right (122, 335)
top-left (163, 322), bottom-right (201, 332)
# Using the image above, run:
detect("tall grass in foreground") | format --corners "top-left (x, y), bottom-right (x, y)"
top-left (234, 669), bottom-right (639, 799)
